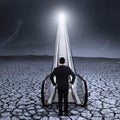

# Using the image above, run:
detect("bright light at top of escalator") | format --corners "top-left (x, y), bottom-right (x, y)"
top-left (58, 13), bottom-right (65, 25)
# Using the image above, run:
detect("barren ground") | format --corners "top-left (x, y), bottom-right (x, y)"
top-left (0, 56), bottom-right (120, 120)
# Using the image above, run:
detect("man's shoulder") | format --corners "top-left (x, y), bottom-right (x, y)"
top-left (53, 66), bottom-right (60, 71)
top-left (54, 66), bottom-right (70, 70)
top-left (53, 67), bottom-right (58, 70)
top-left (59, 65), bottom-right (70, 70)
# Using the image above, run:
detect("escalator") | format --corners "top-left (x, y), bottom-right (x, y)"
top-left (41, 14), bottom-right (88, 106)
top-left (41, 74), bottom-right (88, 106)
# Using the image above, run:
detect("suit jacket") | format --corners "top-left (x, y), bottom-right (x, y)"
top-left (50, 65), bottom-right (75, 90)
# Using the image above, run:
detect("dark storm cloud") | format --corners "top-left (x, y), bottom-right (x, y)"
top-left (0, 0), bottom-right (120, 57)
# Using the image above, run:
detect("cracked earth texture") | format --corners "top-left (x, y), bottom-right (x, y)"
top-left (0, 56), bottom-right (120, 120)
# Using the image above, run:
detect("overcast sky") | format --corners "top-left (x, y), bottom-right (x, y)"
top-left (0, 0), bottom-right (120, 58)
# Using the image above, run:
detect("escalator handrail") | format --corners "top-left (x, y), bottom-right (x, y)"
top-left (41, 74), bottom-right (52, 106)
top-left (75, 74), bottom-right (88, 106)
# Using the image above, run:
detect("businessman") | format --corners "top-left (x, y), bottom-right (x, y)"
top-left (50, 57), bottom-right (75, 116)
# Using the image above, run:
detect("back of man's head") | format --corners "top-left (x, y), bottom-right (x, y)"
top-left (59, 57), bottom-right (65, 64)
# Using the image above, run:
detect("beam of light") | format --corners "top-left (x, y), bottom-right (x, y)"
top-left (0, 19), bottom-right (23, 48)
top-left (54, 12), bottom-right (75, 72)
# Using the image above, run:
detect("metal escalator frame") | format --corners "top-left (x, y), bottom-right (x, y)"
top-left (41, 33), bottom-right (88, 106)
top-left (71, 74), bottom-right (88, 106)
top-left (41, 75), bottom-right (56, 106)
top-left (41, 75), bottom-right (49, 106)
top-left (41, 73), bottom-right (88, 106)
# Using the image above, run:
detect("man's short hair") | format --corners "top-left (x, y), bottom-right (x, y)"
top-left (59, 57), bottom-right (65, 64)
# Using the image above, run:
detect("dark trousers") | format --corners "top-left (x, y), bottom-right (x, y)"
top-left (58, 89), bottom-right (68, 115)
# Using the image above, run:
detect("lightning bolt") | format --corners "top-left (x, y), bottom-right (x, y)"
top-left (101, 40), bottom-right (110, 51)
top-left (0, 19), bottom-right (23, 48)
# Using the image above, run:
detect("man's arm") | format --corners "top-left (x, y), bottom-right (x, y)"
top-left (69, 68), bottom-right (76, 84)
top-left (50, 69), bottom-right (56, 86)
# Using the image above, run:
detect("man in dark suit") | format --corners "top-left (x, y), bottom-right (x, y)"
top-left (50, 57), bottom-right (75, 116)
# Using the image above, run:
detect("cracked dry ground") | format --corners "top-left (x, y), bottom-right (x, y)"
top-left (0, 56), bottom-right (120, 120)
